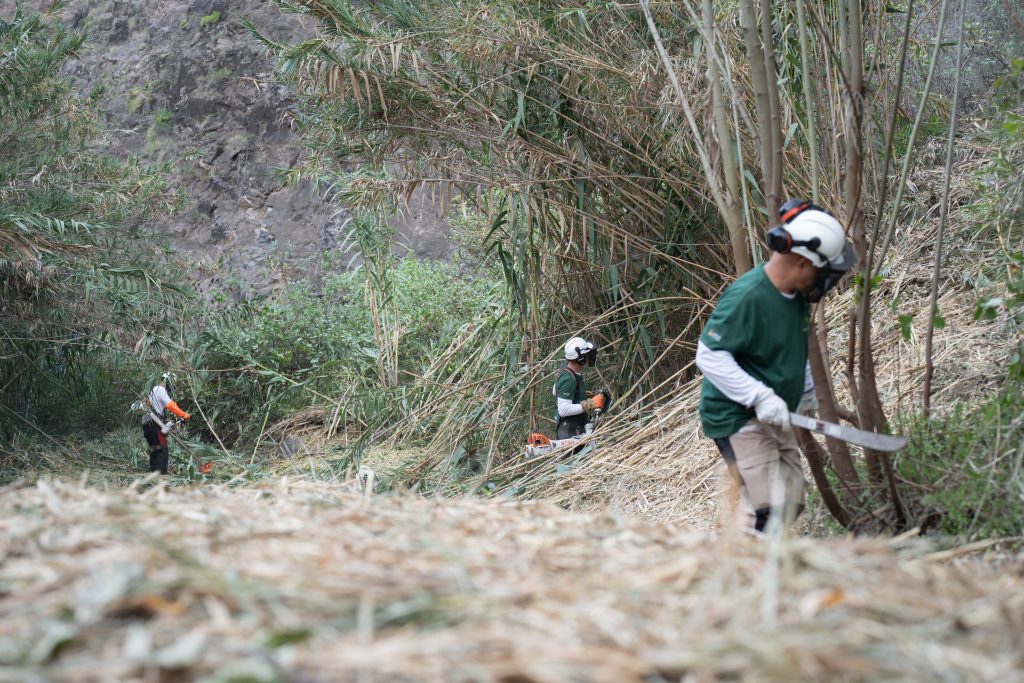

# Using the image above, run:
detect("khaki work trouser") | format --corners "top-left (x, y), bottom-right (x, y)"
top-left (718, 420), bottom-right (806, 531)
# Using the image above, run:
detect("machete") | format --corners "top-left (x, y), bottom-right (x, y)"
top-left (790, 412), bottom-right (907, 452)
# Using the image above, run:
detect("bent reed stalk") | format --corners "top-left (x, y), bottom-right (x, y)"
top-left (246, 0), bottom-right (981, 532)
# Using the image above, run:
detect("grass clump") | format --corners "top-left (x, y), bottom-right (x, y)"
top-left (152, 108), bottom-right (172, 131)
top-left (199, 11), bottom-right (221, 29)
top-left (207, 66), bottom-right (233, 85)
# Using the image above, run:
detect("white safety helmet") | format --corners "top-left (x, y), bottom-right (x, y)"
top-left (786, 210), bottom-right (854, 270)
top-left (769, 199), bottom-right (857, 302)
top-left (563, 337), bottom-right (597, 364)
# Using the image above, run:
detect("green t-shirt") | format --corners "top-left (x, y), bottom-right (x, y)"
top-left (553, 367), bottom-right (586, 422)
top-left (699, 264), bottom-right (810, 438)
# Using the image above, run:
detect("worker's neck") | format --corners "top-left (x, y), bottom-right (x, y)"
top-left (764, 256), bottom-right (800, 295)
top-left (567, 360), bottom-right (584, 373)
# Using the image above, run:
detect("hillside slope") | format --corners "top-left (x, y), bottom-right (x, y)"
top-left (1, 478), bottom-right (1021, 682)
top-left (0, 0), bottom-right (454, 295)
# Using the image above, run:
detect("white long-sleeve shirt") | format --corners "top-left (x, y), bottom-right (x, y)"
top-left (556, 395), bottom-right (584, 417)
top-left (148, 384), bottom-right (172, 416)
top-left (696, 340), bottom-right (813, 407)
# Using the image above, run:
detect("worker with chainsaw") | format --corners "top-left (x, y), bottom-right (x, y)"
top-left (696, 200), bottom-right (855, 532)
top-left (141, 373), bottom-right (190, 474)
top-left (553, 337), bottom-right (609, 439)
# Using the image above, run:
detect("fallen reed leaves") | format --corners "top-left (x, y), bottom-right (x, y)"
top-left (1, 477), bottom-right (1021, 682)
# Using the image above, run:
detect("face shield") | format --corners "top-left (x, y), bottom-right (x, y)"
top-left (582, 345), bottom-right (598, 367)
top-left (804, 242), bottom-right (856, 303)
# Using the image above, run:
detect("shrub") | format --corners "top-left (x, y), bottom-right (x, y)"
top-left (193, 259), bottom-right (496, 447)
top-left (152, 108), bottom-right (172, 131)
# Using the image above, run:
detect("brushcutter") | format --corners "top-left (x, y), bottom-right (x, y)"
top-left (139, 411), bottom-right (213, 476)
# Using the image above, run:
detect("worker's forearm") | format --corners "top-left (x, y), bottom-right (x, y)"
top-left (556, 396), bottom-right (584, 417)
top-left (165, 400), bottom-right (188, 419)
top-left (695, 341), bottom-right (771, 407)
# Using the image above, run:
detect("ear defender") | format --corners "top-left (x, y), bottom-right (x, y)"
top-left (767, 225), bottom-right (794, 253)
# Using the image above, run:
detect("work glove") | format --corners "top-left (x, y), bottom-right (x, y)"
top-left (797, 388), bottom-right (818, 417)
top-left (753, 390), bottom-right (791, 431)
top-left (580, 397), bottom-right (597, 412)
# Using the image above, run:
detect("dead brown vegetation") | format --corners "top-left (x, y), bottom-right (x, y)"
top-left (0, 477), bottom-right (1021, 682)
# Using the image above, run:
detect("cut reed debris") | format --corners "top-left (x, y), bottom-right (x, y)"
top-left (0, 478), bottom-right (1021, 682)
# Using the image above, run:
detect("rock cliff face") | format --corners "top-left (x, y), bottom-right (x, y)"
top-left (1, 0), bottom-right (453, 294)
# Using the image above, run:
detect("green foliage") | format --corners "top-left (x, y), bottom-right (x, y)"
top-left (1, 6), bottom-right (186, 441)
top-left (890, 112), bottom-right (948, 160)
top-left (193, 258), bottom-right (495, 446)
top-left (207, 66), bottom-right (233, 85)
top-left (898, 313), bottom-right (914, 341)
top-left (0, 424), bottom-right (257, 487)
top-left (200, 11), bottom-right (221, 29)
top-left (126, 86), bottom-right (148, 114)
top-left (152, 108), bottom-right (173, 131)
top-left (899, 161), bottom-right (1024, 540)
top-left (899, 389), bottom-right (1024, 539)
top-left (245, 0), bottom-right (734, 412)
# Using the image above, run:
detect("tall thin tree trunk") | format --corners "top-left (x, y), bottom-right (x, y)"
top-left (798, 429), bottom-right (852, 527)
top-left (794, 0), bottom-right (819, 202)
top-left (703, 0), bottom-right (750, 274)
top-left (808, 322), bottom-right (861, 492)
top-left (924, 0), bottom-right (969, 415)
top-left (739, 0), bottom-right (774, 209)
top-left (844, 0), bottom-right (864, 218)
top-left (759, 0), bottom-right (783, 216)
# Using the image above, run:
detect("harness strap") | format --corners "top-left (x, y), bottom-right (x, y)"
top-left (555, 367), bottom-right (583, 430)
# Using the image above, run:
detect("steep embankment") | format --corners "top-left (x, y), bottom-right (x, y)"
top-left (0, 0), bottom-right (453, 294)
top-left (1, 478), bottom-right (1021, 682)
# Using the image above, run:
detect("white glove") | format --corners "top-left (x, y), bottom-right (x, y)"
top-left (754, 390), bottom-right (791, 431)
top-left (797, 388), bottom-right (819, 416)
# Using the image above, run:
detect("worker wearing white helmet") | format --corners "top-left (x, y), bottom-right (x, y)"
top-left (552, 337), bottom-right (608, 439)
top-left (141, 372), bottom-right (190, 474)
top-left (695, 199), bottom-right (855, 533)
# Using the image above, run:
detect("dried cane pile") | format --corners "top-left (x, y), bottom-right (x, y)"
top-left (1, 477), bottom-right (1021, 682)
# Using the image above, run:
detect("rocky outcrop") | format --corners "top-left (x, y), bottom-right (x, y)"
top-left (1, 0), bottom-right (453, 295)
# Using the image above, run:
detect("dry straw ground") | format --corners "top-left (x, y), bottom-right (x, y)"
top-left (1, 477), bottom-right (1022, 682)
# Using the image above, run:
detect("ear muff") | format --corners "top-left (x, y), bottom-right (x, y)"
top-left (768, 198), bottom-right (825, 257)
top-left (574, 344), bottom-right (597, 366)
top-left (769, 199), bottom-right (815, 253)
top-left (767, 225), bottom-right (794, 253)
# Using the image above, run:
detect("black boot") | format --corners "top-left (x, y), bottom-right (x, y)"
top-left (148, 447), bottom-right (161, 473)
top-left (152, 446), bottom-right (169, 474)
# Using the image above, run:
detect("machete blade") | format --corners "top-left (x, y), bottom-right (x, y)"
top-left (790, 412), bottom-right (908, 452)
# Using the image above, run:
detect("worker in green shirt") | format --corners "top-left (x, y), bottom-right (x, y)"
top-left (696, 199), bottom-right (855, 533)
top-left (552, 337), bottom-right (607, 439)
